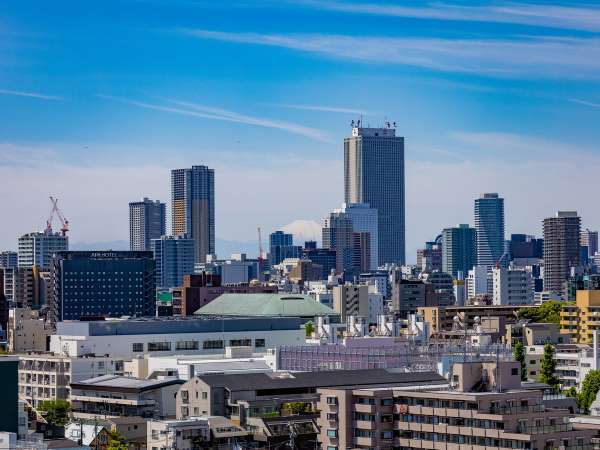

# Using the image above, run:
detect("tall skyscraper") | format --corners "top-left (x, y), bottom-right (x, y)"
top-left (18, 232), bottom-right (68, 270)
top-left (344, 124), bottom-right (405, 265)
top-left (269, 231), bottom-right (301, 267)
top-left (338, 203), bottom-right (379, 270)
top-left (543, 211), bottom-right (581, 294)
top-left (322, 211), bottom-right (355, 275)
top-left (152, 235), bottom-right (196, 289)
top-left (474, 193), bottom-right (505, 267)
top-left (171, 165), bottom-right (215, 264)
top-left (129, 198), bottom-right (166, 251)
top-left (441, 224), bottom-right (477, 278)
top-left (581, 229), bottom-right (599, 259)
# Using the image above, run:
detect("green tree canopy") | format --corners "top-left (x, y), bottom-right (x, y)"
top-left (539, 343), bottom-right (560, 391)
top-left (304, 321), bottom-right (314, 337)
top-left (578, 370), bottom-right (600, 414)
top-left (107, 430), bottom-right (128, 450)
top-left (518, 300), bottom-right (565, 324)
top-left (37, 400), bottom-right (70, 427)
top-left (513, 340), bottom-right (527, 381)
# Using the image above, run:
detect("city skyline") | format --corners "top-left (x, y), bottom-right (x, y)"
top-left (2, 1), bottom-right (600, 261)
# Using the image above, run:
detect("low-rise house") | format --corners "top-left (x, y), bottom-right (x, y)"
top-left (69, 375), bottom-right (183, 420)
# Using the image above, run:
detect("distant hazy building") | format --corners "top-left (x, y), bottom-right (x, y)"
top-left (344, 124), bottom-right (405, 265)
top-left (268, 231), bottom-right (301, 267)
top-left (18, 232), bottom-right (68, 270)
top-left (441, 224), bottom-right (477, 278)
top-left (0, 252), bottom-right (17, 269)
top-left (152, 235), bottom-right (196, 289)
top-left (302, 248), bottom-right (336, 279)
top-left (51, 251), bottom-right (156, 322)
top-left (492, 267), bottom-right (534, 306)
top-left (543, 211), bottom-right (581, 294)
top-left (417, 241), bottom-right (442, 273)
top-left (338, 203), bottom-right (379, 270)
top-left (322, 211), bottom-right (355, 275)
top-left (171, 165), bottom-right (215, 264)
top-left (581, 229), bottom-right (599, 259)
top-left (509, 234), bottom-right (543, 260)
top-left (474, 193), bottom-right (505, 267)
top-left (129, 198), bottom-right (166, 251)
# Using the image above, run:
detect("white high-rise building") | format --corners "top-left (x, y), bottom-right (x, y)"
top-left (129, 197), bottom-right (166, 251)
top-left (492, 267), bottom-right (534, 305)
top-left (337, 203), bottom-right (379, 270)
top-left (17, 232), bottom-right (68, 270)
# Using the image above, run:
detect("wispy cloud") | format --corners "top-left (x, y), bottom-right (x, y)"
top-left (98, 94), bottom-right (331, 142)
top-left (180, 29), bottom-right (600, 79)
top-left (267, 103), bottom-right (370, 115)
top-left (570, 98), bottom-right (600, 109)
top-left (291, 1), bottom-right (600, 33)
top-left (0, 88), bottom-right (63, 101)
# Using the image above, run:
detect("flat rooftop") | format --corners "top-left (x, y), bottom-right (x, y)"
top-left (70, 375), bottom-right (184, 392)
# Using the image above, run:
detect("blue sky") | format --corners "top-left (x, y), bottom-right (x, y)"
top-left (2, 0), bottom-right (600, 261)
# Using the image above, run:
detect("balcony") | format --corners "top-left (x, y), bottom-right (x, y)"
top-left (354, 403), bottom-right (376, 413)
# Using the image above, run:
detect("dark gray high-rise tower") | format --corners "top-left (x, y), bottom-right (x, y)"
top-left (171, 165), bottom-right (215, 264)
top-left (344, 125), bottom-right (405, 265)
top-left (129, 197), bottom-right (166, 251)
top-left (543, 211), bottom-right (581, 294)
top-left (474, 193), bottom-right (505, 267)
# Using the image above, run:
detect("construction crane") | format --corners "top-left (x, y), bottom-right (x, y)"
top-left (45, 196), bottom-right (70, 236)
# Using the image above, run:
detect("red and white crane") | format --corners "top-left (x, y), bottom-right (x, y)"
top-left (45, 196), bottom-right (70, 236)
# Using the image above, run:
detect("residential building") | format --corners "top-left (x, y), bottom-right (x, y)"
top-left (318, 360), bottom-right (591, 450)
top-left (69, 375), bottom-right (183, 420)
top-left (344, 124), bottom-right (405, 265)
top-left (419, 270), bottom-right (455, 306)
top-left (441, 224), bottom-right (477, 278)
top-left (50, 251), bottom-right (156, 322)
top-left (17, 232), bottom-right (68, 270)
top-left (268, 231), bottom-right (301, 267)
top-left (0, 251), bottom-right (17, 269)
top-left (392, 279), bottom-right (432, 318)
top-left (338, 203), bottom-right (379, 270)
top-left (561, 290), bottom-right (600, 344)
top-left (129, 197), bottom-right (166, 252)
top-left (544, 211), bottom-right (581, 294)
top-left (194, 293), bottom-right (336, 323)
top-left (152, 235), bottom-right (195, 289)
top-left (50, 317), bottom-right (306, 359)
top-left (492, 266), bottom-right (534, 305)
top-left (18, 354), bottom-right (124, 408)
top-left (466, 265), bottom-right (492, 299)
top-left (147, 418), bottom-right (209, 450)
top-left (581, 229), bottom-right (599, 260)
top-left (8, 308), bottom-right (52, 353)
top-left (3, 266), bottom-right (47, 308)
top-left (358, 271), bottom-right (390, 298)
top-left (176, 369), bottom-right (446, 422)
top-left (171, 165), bottom-right (215, 264)
top-left (417, 241), bottom-right (442, 273)
top-left (332, 284), bottom-right (369, 323)
top-left (474, 193), bottom-right (505, 267)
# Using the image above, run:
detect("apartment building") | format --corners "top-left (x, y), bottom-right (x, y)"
top-left (318, 361), bottom-right (593, 450)
top-left (8, 308), bottom-right (52, 353)
top-left (18, 354), bottom-right (124, 408)
top-left (561, 290), bottom-right (600, 344)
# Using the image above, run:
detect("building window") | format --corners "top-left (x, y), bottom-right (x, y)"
top-left (203, 340), bottom-right (224, 350)
top-left (511, 368), bottom-right (519, 376)
top-left (326, 397), bottom-right (338, 405)
top-left (132, 343), bottom-right (144, 352)
top-left (176, 340), bottom-right (199, 350)
top-left (255, 339), bottom-right (265, 348)
top-left (326, 429), bottom-right (338, 438)
top-left (148, 342), bottom-right (171, 351)
top-left (229, 339), bottom-right (251, 347)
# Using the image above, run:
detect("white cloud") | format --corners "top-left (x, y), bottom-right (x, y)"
top-left (291, 1), bottom-right (600, 33)
top-left (267, 103), bottom-right (370, 115)
top-left (571, 98), bottom-right (600, 109)
top-left (0, 88), bottom-right (63, 101)
top-left (98, 94), bottom-right (332, 143)
top-left (181, 29), bottom-right (600, 79)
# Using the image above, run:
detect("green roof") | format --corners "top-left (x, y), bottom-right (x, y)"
top-left (156, 292), bottom-right (173, 303)
top-left (193, 293), bottom-right (336, 318)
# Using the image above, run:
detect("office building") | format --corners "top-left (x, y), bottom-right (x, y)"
top-left (302, 248), bottom-right (336, 279)
top-left (392, 279), bottom-right (432, 318)
top-left (332, 284), bottom-right (369, 322)
top-left (492, 267), bottom-right (534, 305)
top-left (51, 251), bottom-right (156, 322)
top-left (129, 197), bottom-right (166, 251)
top-left (344, 124), bottom-right (405, 265)
top-left (17, 232), bottom-right (68, 270)
top-left (543, 211), bottom-right (581, 294)
top-left (50, 317), bottom-right (306, 359)
top-left (581, 228), bottom-right (598, 260)
top-left (474, 193), bottom-right (505, 267)
top-left (338, 203), bottom-right (379, 270)
top-left (441, 224), bottom-right (477, 278)
top-left (171, 165), bottom-right (215, 264)
top-left (509, 234), bottom-right (543, 260)
top-left (322, 210), bottom-right (355, 275)
top-left (417, 241), bottom-right (442, 273)
top-left (268, 231), bottom-right (301, 267)
top-left (0, 251), bottom-right (17, 269)
top-left (152, 235), bottom-right (195, 289)
top-left (419, 270), bottom-right (455, 306)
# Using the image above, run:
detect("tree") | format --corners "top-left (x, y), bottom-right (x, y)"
top-left (565, 386), bottom-right (577, 398)
top-left (304, 321), bottom-right (314, 337)
top-left (539, 343), bottom-right (560, 391)
top-left (577, 370), bottom-right (600, 414)
top-left (107, 430), bottom-right (128, 450)
top-left (283, 402), bottom-right (312, 415)
top-left (518, 300), bottom-right (564, 324)
top-left (37, 400), bottom-right (70, 427)
top-left (513, 340), bottom-right (527, 381)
